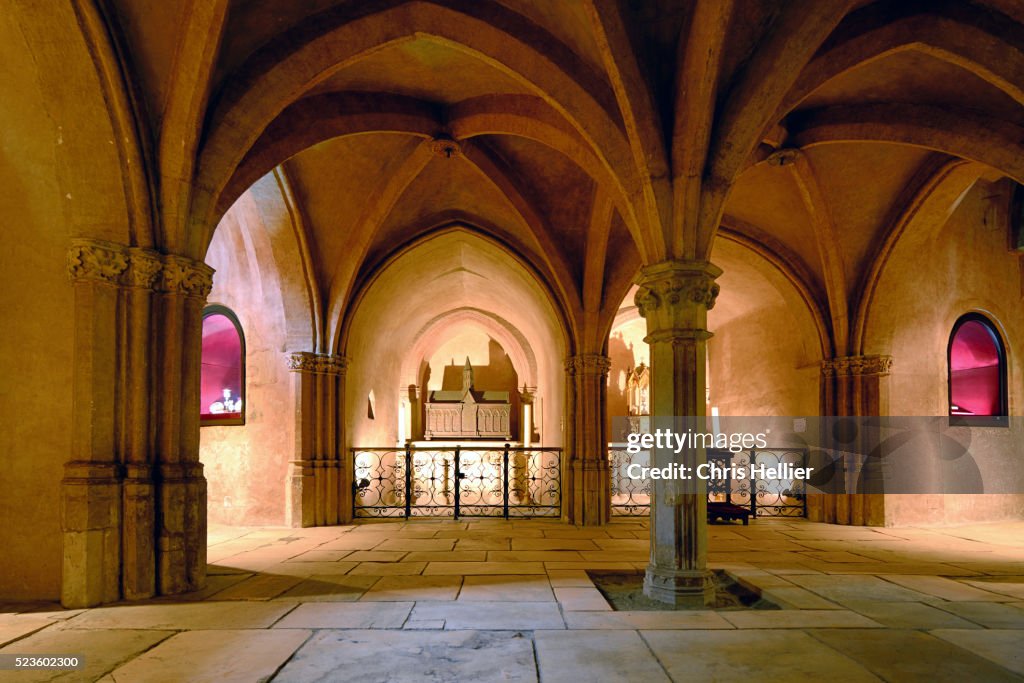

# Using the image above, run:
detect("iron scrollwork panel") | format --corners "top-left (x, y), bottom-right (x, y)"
top-left (609, 447), bottom-right (650, 516)
top-left (353, 448), bottom-right (406, 518)
top-left (751, 448), bottom-right (808, 517)
top-left (456, 448), bottom-right (505, 516)
top-left (408, 449), bottom-right (456, 517)
top-left (506, 448), bottom-right (561, 517)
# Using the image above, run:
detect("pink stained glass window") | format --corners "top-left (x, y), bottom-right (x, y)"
top-left (949, 316), bottom-right (1005, 418)
top-left (201, 309), bottom-right (245, 425)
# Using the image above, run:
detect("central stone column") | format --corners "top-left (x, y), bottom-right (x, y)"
top-left (565, 354), bottom-right (611, 526)
top-left (636, 260), bottom-right (721, 607)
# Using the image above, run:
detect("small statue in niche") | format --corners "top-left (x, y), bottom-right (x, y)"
top-left (209, 387), bottom-right (243, 414)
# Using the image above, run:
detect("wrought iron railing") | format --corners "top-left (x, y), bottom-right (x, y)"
top-left (609, 446), bottom-right (651, 515)
top-left (352, 445), bottom-right (561, 519)
top-left (609, 446), bottom-right (808, 518)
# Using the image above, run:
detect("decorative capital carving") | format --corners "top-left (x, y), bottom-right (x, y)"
top-left (822, 355), bottom-right (893, 377)
top-left (634, 260), bottom-right (722, 337)
top-left (67, 240), bottom-right (129, 284)
top-left (288, 352), bottom-right (348, 375)
top-left (68, 240), bottom-right (215, 296)
top-left (565, 354), bottom-right (611, 376)
top-left (519, 385), bottom-right (537, 404)
top-left (125, 249), bottom-right (164, 289)
top-left (160, 255), bottom-right (214, 299)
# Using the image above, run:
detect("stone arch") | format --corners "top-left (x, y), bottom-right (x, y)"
top-left (342, 228), bottom-right (568, 448)
top-left (707, 237), bottom-right (826, 416)
top-left (782, 4), bottom-right (1024, 117)
top-left (337, 223), bottom-right (575, 358)
top-left (402, 308), bottom-right (540, 389)
top-left (188, 0), bottom-right (643, 261)
top-left (199, 167), bottom-right (321, 526)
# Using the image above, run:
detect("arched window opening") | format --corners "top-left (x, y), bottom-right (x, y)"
top-left (948, 313), bottom-right (1007, 425)
top-left (201, 306), bottom-right (245, 426)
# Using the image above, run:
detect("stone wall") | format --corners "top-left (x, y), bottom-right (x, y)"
top-left (866, 178), bottom-right (1024, 524)
top-left (200, 200), bottom-right (294, 526)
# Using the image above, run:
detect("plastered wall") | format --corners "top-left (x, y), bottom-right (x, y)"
top-left (199, 201), bottom-right (294, 526)
top-left (866, 178), bottom-right (1024, 524)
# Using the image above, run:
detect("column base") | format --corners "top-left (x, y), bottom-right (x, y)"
top-left (157, 463), bottom-right (206, 595)
top-left (287, 460), bottom-right (316, 528)
top-left (61, 461), bottom-right (122, 608)
top-left (643, 566), bottom-right (715, 607)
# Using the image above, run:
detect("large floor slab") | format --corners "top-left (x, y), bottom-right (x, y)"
top-left (360, 576), bottom-right (462, 602)
top-left (931, 629), bottom-right (1024, 676)
top-left (274, 630), bottom-right (538, 683)
top-left (808, 628), bottom-right (1022, 682)
top-left (105, 629), bottom-right (310, 683)
top-left (457, 575), bottom-right (555, 602)
top-left (0, 613), bottom-right (59, 648)
top-left (642, 629), bottom-right (881, 682)
top-left (839, 600), bottom-right (982, 629)
top-left (273, 602), bottom-right (413, 629)
top-left (61, 601), bottom-right (297, 631)
top-left (534, 630), bottom-right (670, 682)
top-left (409, 601), bottom-right (565, 630)
top-left (0, 628), bottom-right (171, 682)
top-left (791, 574), bottom-right (939, 603)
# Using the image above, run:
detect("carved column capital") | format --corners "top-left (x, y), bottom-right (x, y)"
top-left (634, 260), bottom-right (722, 338)
top-left (519, 386), bottom-right (537, 404)
top-left (125, 249), bottom-right (164, 289)
top-left (67, 240), bottom-right (215, 296)
top-left (288, 352), bottom-right (348, 375)
top-left (159, 255), bottom-right (214, 299)
top-left (67, 239), bottom-right (129, 285)
top-left (821, 355), bottom-right (893, 377)
top-left (565, 354), bottom-right (611, 376)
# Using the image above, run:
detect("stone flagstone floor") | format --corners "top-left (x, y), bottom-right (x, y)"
top-left (2, 518), bottom-right (1024, 681)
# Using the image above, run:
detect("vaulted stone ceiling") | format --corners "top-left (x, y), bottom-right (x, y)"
top-left (98, 0), bottom-right (1024, 360)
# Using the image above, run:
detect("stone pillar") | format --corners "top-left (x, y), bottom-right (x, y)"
top-left (287, 353), bottom-right (348, 526)
top-left (63, 240), bottom-right (214, 605)
top-left (397, 386), bottom-right (416, 445)
top-left (153, 256), bottom-right (214, 595)
top-left (810, 355), bottom-right (893, 526)
top-left (520, 387), bottom-right (535, 448)
top-left (565, 355), bottom-right (611, 526)
top-left (63, 241), bottom-right (128, 608)
top-left (411, 385), bottom-right (422, 441)
top-left (635, 260), bottom-right (721, 607)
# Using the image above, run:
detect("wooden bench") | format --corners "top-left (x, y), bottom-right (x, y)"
top-left (707, 501), bottom-right (751, 525)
